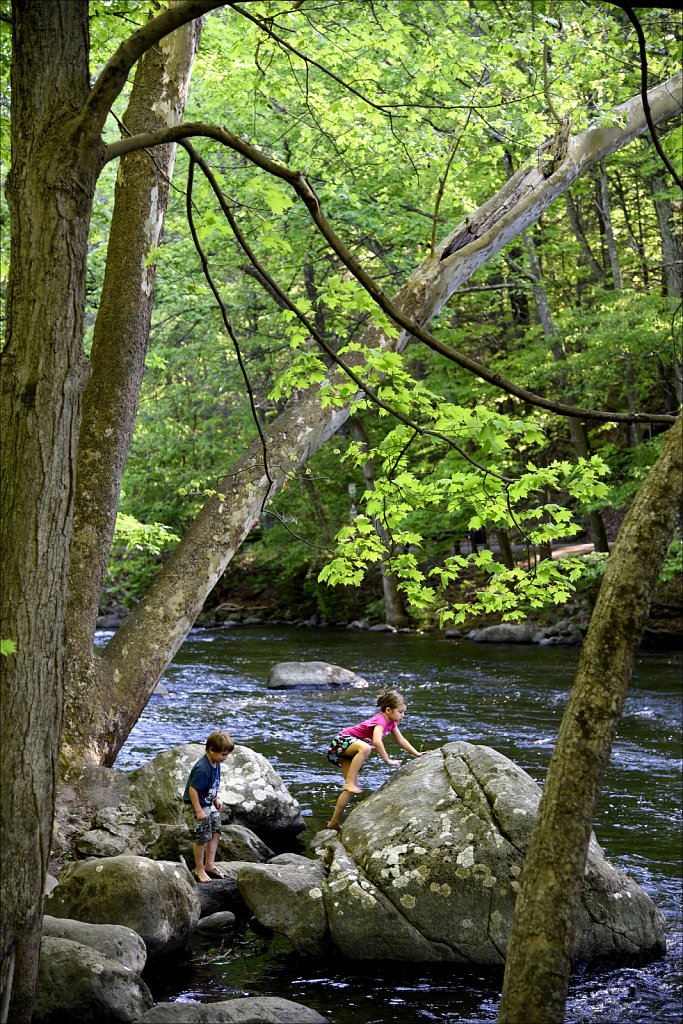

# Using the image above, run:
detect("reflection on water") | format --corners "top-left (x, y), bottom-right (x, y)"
top-left (111, 626), bottom-right (682, 1023)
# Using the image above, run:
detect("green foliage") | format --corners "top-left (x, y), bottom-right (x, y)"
top-left (318, 403), bottom-right (611, 621)
top-left (659, 539), bottom-right (683, 584)
top-left (572, 552), bottom-right (610, 590)
top-left (0, 638), bottom-right (17, 656)
top-left (103, 513), bottom-right (179, 608)
top-left (76, 1), bottom-right (679, 623)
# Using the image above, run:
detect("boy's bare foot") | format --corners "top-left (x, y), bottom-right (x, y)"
top-left (343, 783), bottom-right (362, 794)
top-left (326, 822), bottom-right (341, 832)
top-left (193, 870), bottom-right (212, 884)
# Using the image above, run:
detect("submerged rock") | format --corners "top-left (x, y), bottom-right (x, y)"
top-left (267, 660), bottom-right (369, 689)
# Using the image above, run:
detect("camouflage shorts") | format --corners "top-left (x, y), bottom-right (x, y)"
top-left (182, 803), bottom-right (221, 845)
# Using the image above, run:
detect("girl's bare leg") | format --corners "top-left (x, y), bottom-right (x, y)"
top-left (327, 743), bottom-right (371, 830)
top-left (327, 788), bottom-right (353, 831)
top-left (342, 742), bottom-right (371, 793)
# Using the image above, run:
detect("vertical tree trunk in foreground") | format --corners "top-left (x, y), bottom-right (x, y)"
top-left (0, 4), bottom-right (99, 1020)
top-left (498, 415), bottom-right (682, 1024)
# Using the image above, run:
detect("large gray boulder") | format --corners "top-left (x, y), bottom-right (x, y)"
top-left (321, 742), bottom-right (667, 962)
top-left (237, 854), bottom-right (333, 955)
top-left (133, 996), bottom-right (327, 1022)
top-left (267, 661), bottom-right (369, 689)
top-left (44, 856), bottom-right (200, 959)
top-left (34, 936), bottom-right (153, 1023)
top-left (127, 744), bottom-right (305, 839)
top-left (42, 916), bottom-right (147, 973)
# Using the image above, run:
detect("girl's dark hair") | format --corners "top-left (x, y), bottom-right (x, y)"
top-left (376, 690), bottom-right (405, 711)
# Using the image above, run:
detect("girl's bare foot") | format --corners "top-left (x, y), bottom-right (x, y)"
top-left (343, 783), bottom-right (362, 794)
top-left (326, 822), bottom-right (341, 832)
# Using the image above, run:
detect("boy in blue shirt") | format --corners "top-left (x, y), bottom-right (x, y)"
top-left (182, 730), bottom-right (234, 882)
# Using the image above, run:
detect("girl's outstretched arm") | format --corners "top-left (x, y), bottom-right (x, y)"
top-left (393, 727), bottom-right (425, 757)
top-left (373, 724), bottom-right (400, 766)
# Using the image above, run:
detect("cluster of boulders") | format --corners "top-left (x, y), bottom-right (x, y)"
top-left (447, 619), bottom-right (586, 646)
top-left (42, 741), bottom-right (666, 1022)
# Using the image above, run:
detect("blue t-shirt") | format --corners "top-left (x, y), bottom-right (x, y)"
top-left (183, 753), bottom-right (221, 807)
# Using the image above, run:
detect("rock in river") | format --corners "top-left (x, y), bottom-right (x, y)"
top-left (267, 660), bottom-right (369, 689)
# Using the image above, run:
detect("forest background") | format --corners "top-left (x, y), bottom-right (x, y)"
top-left (58, 2), bottom-right (683, 629)
top-left (0, 2), bottom-right (681, 1022)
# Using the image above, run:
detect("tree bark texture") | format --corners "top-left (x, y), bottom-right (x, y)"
top-left (66, 73), bottom-right (683, 770)
top-left (62, 10), bottom-right (204, 771)
top-left (652, 173), bottom-right (683, 305)
top-left (521, 230), bottom-right (609, 552)
top-left (498, 415), bottom-right (682, 1024)
top-left (0, 4), bottom-right (101, 1020)
top-left (347, 416), bottom-right (412, 628)
top-left (651, 173), bottom-right (682, 409)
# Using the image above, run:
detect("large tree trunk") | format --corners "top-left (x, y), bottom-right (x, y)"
top-left (652, 172), bottom-right (683, 409)
top-left (498, 414), bottom-right (682, 1024)
top-left (347, 416), bottom-right (412, 628)
top-left (0, 5), bottom-right (226, 1018)
top-left (63, 73), bottom-right (683, 770)
top-left (62, 10), bottom-right (204, 771)
top-left (0, 5), bottom-right (101, 1020)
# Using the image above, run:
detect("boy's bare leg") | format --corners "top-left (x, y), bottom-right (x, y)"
top-left (193, 841), bottom-right (211, 882)
top-left (205, 833), bottom-right (225, 877)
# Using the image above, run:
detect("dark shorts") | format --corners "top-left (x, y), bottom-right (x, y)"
top-left (327, 734), bottom-right (367, 766)
top-left (182, 803), bottom-right (222, 845)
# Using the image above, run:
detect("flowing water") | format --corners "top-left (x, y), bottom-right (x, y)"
top-left (112, 626), bottom-right (682, 1023)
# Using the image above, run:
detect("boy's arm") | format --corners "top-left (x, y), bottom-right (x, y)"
top-left (189, 785), bottom-right (206, 819)
top-left (393, 727), bottom-right (425, 757)
top-left (372, 724), bottom-right (400, 766)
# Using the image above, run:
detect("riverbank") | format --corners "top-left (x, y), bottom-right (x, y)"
top-left (98, 543), bottom-right (682, 650)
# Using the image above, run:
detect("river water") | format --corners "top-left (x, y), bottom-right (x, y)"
top-left (112, 626), bottom-right (682, 1023)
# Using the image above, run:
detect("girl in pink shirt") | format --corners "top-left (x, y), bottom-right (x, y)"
top-left (326, 689), bottom-right (425, 831)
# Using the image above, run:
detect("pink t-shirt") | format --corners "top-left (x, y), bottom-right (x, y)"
top-left (340, 712), bottom-right (396, 743)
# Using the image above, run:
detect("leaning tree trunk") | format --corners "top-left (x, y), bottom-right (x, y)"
top-left (61, 11), bottom-right (204, 772)
top-left (62, 74), bottom-right (683, 770)
top-left (498, 414), bottom-right (682, 1024)
top-left (0, 4), bottom-right (102, 1020)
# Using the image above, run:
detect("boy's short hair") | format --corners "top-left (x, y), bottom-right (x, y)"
top-left (205, 730), bottom-right (234, 754)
